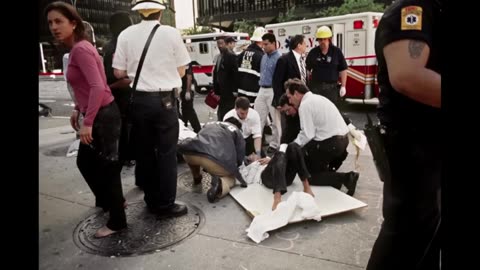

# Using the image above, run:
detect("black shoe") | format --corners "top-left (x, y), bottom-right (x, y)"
top-left (39, 104), bottom-right (52, 117)
top-left (207, 175), bottom-right (222, 203)
top-left (345, 172), bottom-right (359, 196)
top-left (152, 203), bottom-right (188, 218)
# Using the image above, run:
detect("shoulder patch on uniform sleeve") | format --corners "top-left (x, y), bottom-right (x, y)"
top-left (401, 6), bottom-right (423, 30)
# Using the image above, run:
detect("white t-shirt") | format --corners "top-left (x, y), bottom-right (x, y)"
top-left (113, 21), bottom-right (191, 91)
top-left (294, 92), bottom-right (349, 147)
top-left (223, 108), bottom-right (262, 139)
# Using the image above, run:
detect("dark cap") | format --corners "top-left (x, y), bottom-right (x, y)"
top-left (225, 36), bottom-right (237, 43)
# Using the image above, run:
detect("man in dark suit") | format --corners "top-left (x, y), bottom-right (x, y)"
top-left (270, 35), bottom-right (308, 154)
top-left (213, 36), bottom-right (239, 121)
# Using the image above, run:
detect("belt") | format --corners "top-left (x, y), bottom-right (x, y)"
top-left (260, 85), bottom-right (272, 88)
top-left (134, 90), bottom-right (174, 97)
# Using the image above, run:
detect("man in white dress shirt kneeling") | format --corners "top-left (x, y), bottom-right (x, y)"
top-left (285, 78), bottom-right (359, 196)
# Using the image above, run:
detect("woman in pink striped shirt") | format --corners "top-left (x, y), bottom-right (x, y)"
top-left (45, 2), bottom-right (127, 238)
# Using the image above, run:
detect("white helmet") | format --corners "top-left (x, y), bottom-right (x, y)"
top-left (131, 0), bottom-right (166, 11)
top-left (251, 27), bottom-right (267, 42)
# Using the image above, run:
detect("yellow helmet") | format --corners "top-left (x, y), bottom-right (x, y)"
top-left (316, 26), bottom-right (332, 39)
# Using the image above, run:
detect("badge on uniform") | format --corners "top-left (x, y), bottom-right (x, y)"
top-left (401, 6), bottom-right (422, 31)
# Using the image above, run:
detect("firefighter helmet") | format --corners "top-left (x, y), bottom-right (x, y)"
top-left (316, 26), bottom-right (332, 39)
top-left (251, 27), bottom-right (268, 42)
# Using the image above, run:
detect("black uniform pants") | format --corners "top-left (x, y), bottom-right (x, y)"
top-left (303, 135), bottom-right (351, 188)
top-left (367, 127), bottom-right (441, 270)
top-left (76, 101), bottom-right (127, 230)
top-left (179, 90), bottom-right (201, 133)
top-left (217, 96), bottom-right (235, 122)
top-left (132, 91), bottom-right (179, 210)
top-left (112, 86), bottom-right (134, 162)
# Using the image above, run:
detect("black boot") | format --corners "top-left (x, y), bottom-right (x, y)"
top-left (344, 172), bottom-right (359, 196)
top-left (207, 175), bottom-right (222, 203)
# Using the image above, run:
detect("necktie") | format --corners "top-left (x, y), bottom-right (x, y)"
top-left (300, 56), bottom-right (306, 84)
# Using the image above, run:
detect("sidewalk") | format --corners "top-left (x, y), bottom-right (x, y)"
top-left (39, 117), bottom-right (383, 270)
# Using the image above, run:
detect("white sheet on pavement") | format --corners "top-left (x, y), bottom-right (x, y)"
top-left (246, 191), bottom-right (322, 243)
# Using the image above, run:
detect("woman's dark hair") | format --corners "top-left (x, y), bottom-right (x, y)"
top-left (109, 11), bottom-right (133, 37)
top-left (44, 1), bottom-right (87, 42)
top-left (224, 117), bottom-right (242, 130)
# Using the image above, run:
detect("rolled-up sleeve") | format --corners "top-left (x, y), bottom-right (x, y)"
top-left (251, 111), bottom-right (262, 139)
top-left (294, 103), bottom-right (315, 147)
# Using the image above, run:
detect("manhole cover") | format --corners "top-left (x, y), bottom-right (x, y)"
top-left (73, 201), bottom-right (204, 257)
top-left (177, 171), bottom-right (212, 193)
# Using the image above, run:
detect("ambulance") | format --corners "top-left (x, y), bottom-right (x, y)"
top-left (183, 32), bottom-right (250, 94)
top-left (265, 12), bottom-right (383, 102)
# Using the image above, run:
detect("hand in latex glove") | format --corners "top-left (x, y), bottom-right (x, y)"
top-left (339, 86), bottom-right (347, 97)
top-left (185, 91), bottom-right (192, 101)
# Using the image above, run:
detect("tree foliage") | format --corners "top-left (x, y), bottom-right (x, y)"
top-left (182, 26), bottom-right (216, 36)
top-left (316, 0), bottom-right (386, 17)
top-left (278, 5), bottom-right (299, 23)
top-left (233, 19), bottom-right (257, 36)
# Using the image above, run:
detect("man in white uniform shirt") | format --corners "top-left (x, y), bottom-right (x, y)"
top-left (113, 0), bottom-right (191, 218)
top-left (286, 78), bottom-right (359, 195)
top-left (223, 97), bottom-right (262, 163)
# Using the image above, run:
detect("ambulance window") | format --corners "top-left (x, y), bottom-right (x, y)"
top-left (336, 33), bottom-right (343, 51)
top-left (302, 26), bottom-right (311, 34)
top-left (199, 43), bottom-right (209, 54)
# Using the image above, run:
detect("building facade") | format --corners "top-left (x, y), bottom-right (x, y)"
top-left (197, 0), bottom-right (394, 31)
top-left (39, 0), bottom-right (176, 71)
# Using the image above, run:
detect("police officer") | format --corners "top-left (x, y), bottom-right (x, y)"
top-left (179, 61), bottom-right (201, 133)
top-left (367, 1), bottom-right (442, 269)
top-left (236, 27), bottom-right (266, 105)
top-left (213, 36), bottom-right (239, 121)
top-left (306, 26), bottom-right (348, 106)
top-left (103, 11), bottom-right (134, 166)
top-left (113, 0), bottom-right (191, 217)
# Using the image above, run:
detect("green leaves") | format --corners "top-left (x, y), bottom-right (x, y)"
top-left (316, 0), bottom-right (386, 17)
